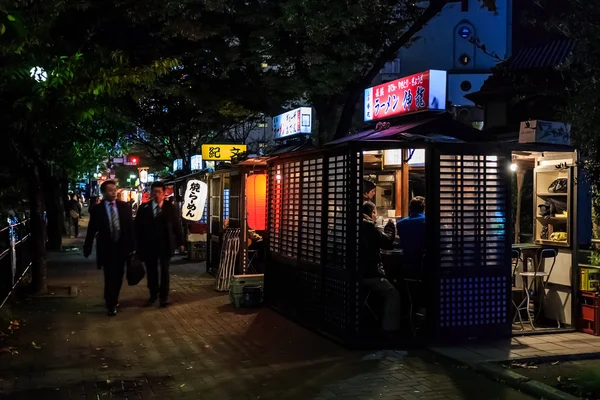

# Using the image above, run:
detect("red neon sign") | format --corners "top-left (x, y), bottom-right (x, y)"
top-left (364, 70), bottom-right (447, 122)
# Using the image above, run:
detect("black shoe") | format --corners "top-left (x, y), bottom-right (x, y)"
top-left (107, 307), bottom-right (117, 316)
top-left (147, 296), bottom-right (158, 306)
top-left (159, 300), bottom-right (168, 308)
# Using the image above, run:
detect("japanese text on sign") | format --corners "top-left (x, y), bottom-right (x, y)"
top-left (364, 70), bottom-right (447, 122)
top-left (272, 107), bottom-right (312, 140)
top-left (182, 179), bottom-right (207, 221)
top-left (201, 144), bottom-right (248, 161)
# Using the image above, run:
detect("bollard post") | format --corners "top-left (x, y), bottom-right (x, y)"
top-left (10, 226), bottom-right (16, 286)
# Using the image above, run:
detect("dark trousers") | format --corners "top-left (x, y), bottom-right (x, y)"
top-left (146, 255), bottom-right (171, 301)
top-left (363, 277), bottom-right (401, 331)
top-left (70, 217), bottom-right (79, 237)
top-left (103, 247), bottom-right (125, 309)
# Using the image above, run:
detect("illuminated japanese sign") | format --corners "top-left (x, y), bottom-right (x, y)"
top-left (139, 169), bottom-right (148, 183)
top-left (364, 70), bottom-right (447, 122)
top-left (190, 155), bottom-right (203, 170)
top-left (182, 179), bottom-right (208, 221)
top-left (201, 144), bottom-right (247, 161)
top-left (383, 149), bottom-right (425, 167)
top-left (272, 107), bottom-right (312, 140)
top-left (173, 159), bottom-right (183, 172)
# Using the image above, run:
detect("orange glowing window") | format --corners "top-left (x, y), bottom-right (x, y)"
top-left (246, 174), bottom-right (267, 230)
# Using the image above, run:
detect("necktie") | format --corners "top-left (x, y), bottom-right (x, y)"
top-left (110, 202), bottom-right (120, 242)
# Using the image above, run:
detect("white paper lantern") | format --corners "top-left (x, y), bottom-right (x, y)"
top-left (182, 180), bottom-right (207, 221)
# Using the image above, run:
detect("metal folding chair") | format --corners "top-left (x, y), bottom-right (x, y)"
top-left (362, 289), bottom-right (379, 322)
top-left (511, 249), bottom-right (521, 287)
top-left (404, 254), bottom-right (426, 337)
top-left (514, 248), bottom-right (560, 330)
top-left (511, 249), bottom-right (526, 331)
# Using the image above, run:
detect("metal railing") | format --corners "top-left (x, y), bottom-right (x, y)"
top-left (0, 219), bottom-right (32, 308)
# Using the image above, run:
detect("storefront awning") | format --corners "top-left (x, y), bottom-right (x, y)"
top-left (326, 113), bottom-right (484, 145)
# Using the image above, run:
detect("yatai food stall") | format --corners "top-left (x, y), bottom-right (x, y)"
top-left (203, 144), bottom-right (270, 290)
top-left (265, 70), bottom-right (518, 345)
top-left (509, 121), bottom-right (593, 336)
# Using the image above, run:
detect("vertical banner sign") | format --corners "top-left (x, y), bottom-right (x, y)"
top-left (182, 180), bottom-right (208, 221)
top-left (139, 169), bottom-right (148, 183)
top-left (364, 70), bottom-right (447, 122)
top-left (173, 159), bottom-right (183, 172)
top-left (190, 155), bottom-right (203, 170)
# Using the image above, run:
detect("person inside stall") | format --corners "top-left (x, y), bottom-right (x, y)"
top-left (396, 196), bottom-right (426, 269)
top-left (360, 201), bottom-right (400, 333)
top-left (363, 179), bottom-right (376, 203)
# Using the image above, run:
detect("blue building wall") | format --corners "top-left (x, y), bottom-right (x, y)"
top-left (383, 0), bottom-right (511, 107)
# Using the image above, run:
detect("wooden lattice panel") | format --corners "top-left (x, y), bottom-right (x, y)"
top-left (437, 154), bottom-right (509, 330)
top-left (300, 158), bottom-right (323, 264)
top-left (326, 154), bottom-right (348, 269)
top-left (439, 155), bottom-right (507, 268)
top-left (268, 165), bottom-right (282, 254)
top-left (281, 161), bottom-right (300, 258)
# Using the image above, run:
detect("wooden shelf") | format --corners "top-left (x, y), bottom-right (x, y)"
top-left (536, 216), bottom-right (568, 225)
top-left (537, 192), bottom-right (568, 197)
top-left (535, 239), bottom-right (570, 247)
top-left (580, 264), bottom-right (600, 270)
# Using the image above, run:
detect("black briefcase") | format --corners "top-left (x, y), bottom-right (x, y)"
top-left (126, 253), bottom-right (146, 286)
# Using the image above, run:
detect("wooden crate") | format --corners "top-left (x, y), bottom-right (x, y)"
top-left (581, 267), bottom-right (600, 291)
top-left (580, 291), bottom-right (600, 336)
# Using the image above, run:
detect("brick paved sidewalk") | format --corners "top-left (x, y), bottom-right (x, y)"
top-left (0, 224), bottom-right (534, 400)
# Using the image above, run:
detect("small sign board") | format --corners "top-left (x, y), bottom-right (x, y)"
top-left (191, 155), bottom-right (203, 170)
top-left (272, 107), bottom-right (312, 140)
top-left (519, 120), bottom-right (571, 146)
top-left (201, 144), bottom-right (247, 161)
top-left (173, 159), bottom-right (183, 172)
top-left (364, 70), bottom-right (447, 122)
top-left (113, 157), bottom-right (124, 164)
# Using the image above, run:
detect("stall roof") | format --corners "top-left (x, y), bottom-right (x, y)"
top-left (162, 171), bottom-right (205, 185)
top-left (269, 141), bottom-right (316, 155)
top-left (326, 113), bottom-right (485, 145)
top-left (237, 157), bottom-right (269, 166)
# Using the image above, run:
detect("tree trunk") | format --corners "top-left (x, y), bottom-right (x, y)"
top-left (315, 101), bottom-right (343, 145)
top-left (43, 172), bottom-right (64, 251)
top-left (329, 0), bottom-right (453, 140)
top-left (28, 162), bottom-right (47, 294)
top-left (334, 89), bottom-right (364, 140)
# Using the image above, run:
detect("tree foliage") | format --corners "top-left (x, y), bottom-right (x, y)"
top-left (122, 0), bottom-right (498, 143)
top-left (524, 1), bottom-right (600, 187)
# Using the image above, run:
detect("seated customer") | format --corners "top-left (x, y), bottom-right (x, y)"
top-left (363, 179), bottom-right (376, 203)
top-left (359, 202), bottom-right (400, 333)
top-left (396, 196), bottom-right (426, 269)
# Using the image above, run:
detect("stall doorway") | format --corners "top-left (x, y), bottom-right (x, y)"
top-left (360, 148), bottom-right (427, 338)
top-left (511, 150), bottom-right (580, 335)
top-left (362, 148), bottom-right (425, 219)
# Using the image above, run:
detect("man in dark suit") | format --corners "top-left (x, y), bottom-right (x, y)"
top-left (84, 180), bottom-right (134, 316)
top-left (135, 181), bottom-right (183, 307)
